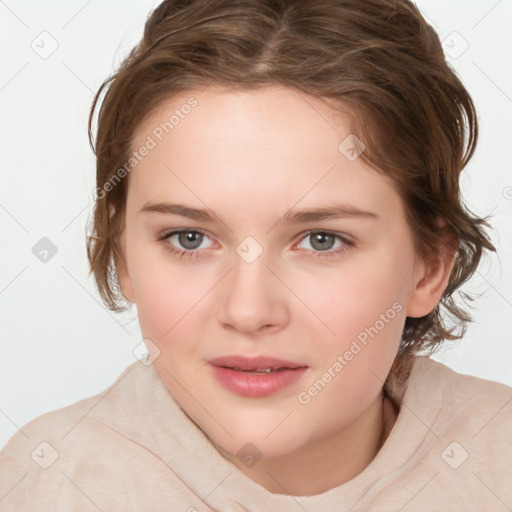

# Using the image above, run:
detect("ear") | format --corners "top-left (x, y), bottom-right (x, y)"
top-left (115, 227), bottom-right (136, 304)
top-left (406, 220), bottom-right (458, 318)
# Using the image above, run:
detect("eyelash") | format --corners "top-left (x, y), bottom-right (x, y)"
top-left (158, 228), bottom-right (355, 260)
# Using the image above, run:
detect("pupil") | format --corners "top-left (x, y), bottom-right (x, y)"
top-left (179, 231), bottom-right (202, 249)
top-left (312, 233), bottom-right (334, 251)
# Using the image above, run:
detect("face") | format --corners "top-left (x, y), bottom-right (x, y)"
top-left (117, 85), bottom-right (438, 462)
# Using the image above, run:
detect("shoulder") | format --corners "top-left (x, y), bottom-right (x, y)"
top-left (411, 356), bottom-right (512, 421)
top-left (381, 357), bottom-right (512, 507)
top-left (408, 357), bottom-right (512, 472)
top-left (0, 362), bottom-right (152, 510)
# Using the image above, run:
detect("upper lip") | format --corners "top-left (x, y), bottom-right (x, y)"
top-left (208, 355), bottom-right (307, 371)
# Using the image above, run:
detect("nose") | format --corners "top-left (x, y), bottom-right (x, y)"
top-left (216, 248), bottom-right (290, 336)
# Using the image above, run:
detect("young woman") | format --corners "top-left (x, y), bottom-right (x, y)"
top-left (1, 0), bottom-right (510, 509)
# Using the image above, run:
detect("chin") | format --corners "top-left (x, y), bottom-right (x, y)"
top-left (206, 415), bottom-right (309, 462)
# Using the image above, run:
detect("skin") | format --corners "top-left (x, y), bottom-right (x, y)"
top-left (116, 84), bottom-right (454, 496)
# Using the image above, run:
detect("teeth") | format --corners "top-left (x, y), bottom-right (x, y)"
top-left (232, 367), bottom-right (277, 373)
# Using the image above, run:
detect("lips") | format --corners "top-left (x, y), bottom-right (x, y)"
top-left (208, 355), bottom-right (309, 397)
top-left (208, 355), bottom-right (307, 372)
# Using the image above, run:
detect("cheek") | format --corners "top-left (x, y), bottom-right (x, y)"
top-left (135, 277), bottom-right (206, 343)
top-left (125, 241), bottom-right (210, 340)
top-left (299, 249), bottom-right (412, 341)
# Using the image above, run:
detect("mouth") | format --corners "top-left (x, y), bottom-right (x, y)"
top-left (221, 367), bottom-right (294, 374)
top-left (208, 354), bottom-right (307, 372)
top-left (208, 355), bottom-right (309, 397)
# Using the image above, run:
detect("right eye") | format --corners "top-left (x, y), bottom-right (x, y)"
top-left (159, 229), bottom-right (215, 259)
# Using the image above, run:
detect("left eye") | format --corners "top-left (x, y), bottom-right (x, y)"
top-left (296, 231), bottom-right (348, 253)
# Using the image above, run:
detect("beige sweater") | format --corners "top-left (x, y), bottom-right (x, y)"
top-left (1, 356), bottom-right (511, 511)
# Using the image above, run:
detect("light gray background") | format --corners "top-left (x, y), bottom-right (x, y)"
top-left (1, 0), bottom-right (511, 450)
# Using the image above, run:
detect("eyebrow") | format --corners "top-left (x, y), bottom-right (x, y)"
top-left (140, 201), bottom-right (379, 223)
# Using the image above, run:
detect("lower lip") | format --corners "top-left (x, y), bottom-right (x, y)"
top-left (209, 364), bottom-right (308, 397)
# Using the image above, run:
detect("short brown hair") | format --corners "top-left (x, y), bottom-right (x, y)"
top-left (86, 0), bottom-right (496, 386)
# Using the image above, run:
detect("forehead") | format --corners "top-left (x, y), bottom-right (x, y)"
top-left (127, 85), bottom-right (403, 224)
top-left (132, 84), bottom-right (349, 155)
